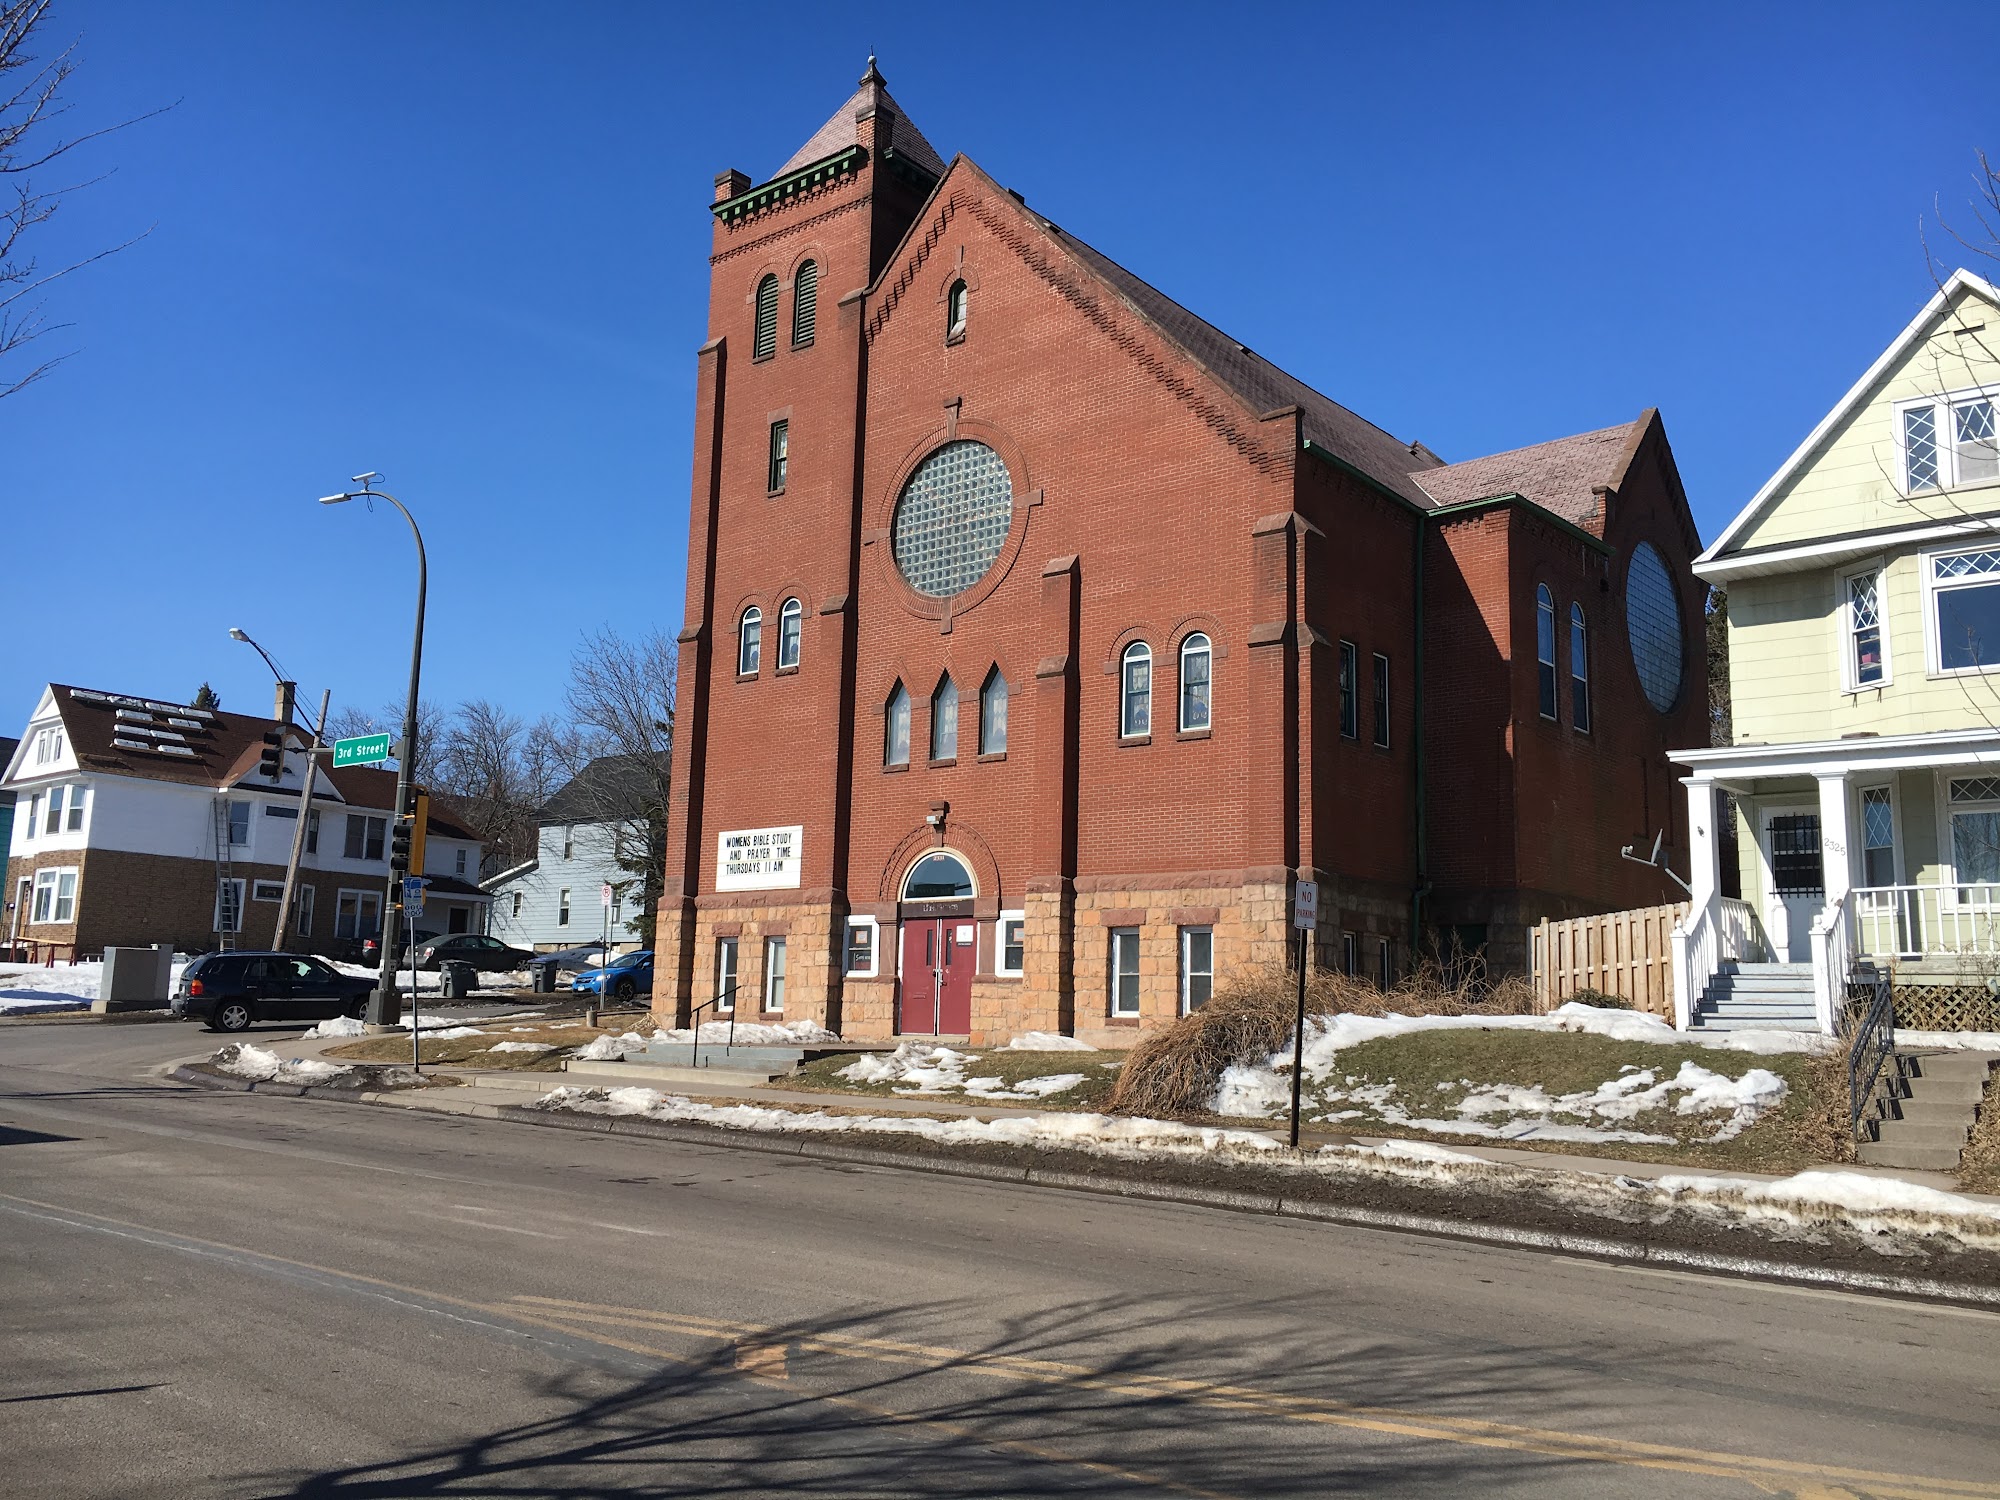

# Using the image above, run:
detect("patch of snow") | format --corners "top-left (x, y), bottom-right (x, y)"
top-left (298, 1015), bottom-right (367, 1039)
top-left (1657, 1169), bottom-right (2000, 1239)
top-left (835, 1043), bottom-right (1088, 1101)
top-left (486, 1040), bottom-right (554, 1054)
top-left (1004, 1031), bottom-right (1096, 1052)
top-left (0, 992), bottom-right (91, 1014)
top-left (575, 1030), bottom-right (648, 1061)
top-left (649, 1019), bottom-right (838, 1046)
top-left (1898, 1030), bottom-right (2000, 1051)
top-left (416, 1026), bottom-right (485, 1041)
top-left (211, 1044), bottom-right (352, 1084)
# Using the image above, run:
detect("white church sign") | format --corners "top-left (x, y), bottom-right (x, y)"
top-left (715, 825), bottom-right (803, 892)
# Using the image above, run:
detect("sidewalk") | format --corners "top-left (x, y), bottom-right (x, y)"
top-left (204, 1029), bottom-right (1993, 1199)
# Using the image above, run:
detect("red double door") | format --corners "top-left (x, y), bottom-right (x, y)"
top-left (898, 917), bottom-right (975, 1036)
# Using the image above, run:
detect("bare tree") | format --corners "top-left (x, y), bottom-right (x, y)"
top-left (1705, 586), bottom-right (1731, 747)
top-left (323, 698), bottom-right (446, 785)
top-left (562, 627), bottom-right (677, 941)
top-left (1, 0), bottom-right (166, 398)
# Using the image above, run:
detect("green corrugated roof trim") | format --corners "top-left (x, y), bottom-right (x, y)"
top-left (712, 147), bottom-right (867, 223)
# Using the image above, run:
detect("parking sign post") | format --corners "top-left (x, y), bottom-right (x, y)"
top-left (1289, 880), bottom-right (1318, 1149)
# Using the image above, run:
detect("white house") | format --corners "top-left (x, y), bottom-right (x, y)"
top-left (3, 682), bottom-right (486, 958)
top-left (484, 755), bottom-right (659, 953)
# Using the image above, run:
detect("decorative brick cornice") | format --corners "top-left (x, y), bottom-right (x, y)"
top-left (712, 147), bottom-right (865, 227)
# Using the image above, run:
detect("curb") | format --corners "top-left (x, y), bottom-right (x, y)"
top-left (1, 1009), bottom-right (176, 1027)
top-left (175, 1064), bottom-right (2000, 1310)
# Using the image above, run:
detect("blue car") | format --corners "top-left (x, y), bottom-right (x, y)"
top-left (572, 950), bottom-right (654, 1000)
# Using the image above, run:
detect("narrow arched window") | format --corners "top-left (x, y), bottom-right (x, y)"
top-left (738, 606), bottom-right (762, 676)
top-left (1570, 602), bottom-right (1591, 733)
top-left (792, 260), bottom-right (817, 348)
top-left (1535, 584), bottom-right (1557, 720)
top-left (778, 598), bottom-right (803, 670)
top-left (885, 682), bottom-right (910, 767)
top-left (946, 279), bottom-right (968, 339)
top-left (931, 674), bottom-right (959, 761)
top-left (980, 667), bottom-right (1008, 755)
top-left (1121, 642), bottom-right (1152, 737)
top-left (753, 275), bottom-right (778, 360)
top-left (1179, 633), bottom-right (1212, 732)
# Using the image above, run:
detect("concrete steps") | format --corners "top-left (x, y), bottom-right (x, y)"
top-left (1693, 962), bottom-right (1819, 1032)
top-left (564, 1043), bottom-right (808, 1088)
top-left (1857, 1051), bottom-right (1998, 1171)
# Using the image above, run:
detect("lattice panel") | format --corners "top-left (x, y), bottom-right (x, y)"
top-left (1891, 984), bottom-right (2000, 1033)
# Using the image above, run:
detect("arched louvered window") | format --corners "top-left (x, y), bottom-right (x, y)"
top-left (1535, 584), bottom-right (1558, 720)
top-left (980, 667), bottom-right (1008, 755)
top-left (930, 674), bottom-right (959, 762)
top-left (885, 682), bottom-right (910, 767)
top-left (946, 279), bottom-right (968, 339)
top-left (1179, 633), bottom-right (1211, 732)
top-left (1570, 602), bottom-right (1591, 733)
top-left (778, 598), bottom-right (803, 670)
top-left (738, 607), bottom-right (762, 676)
top-left (1121, 642), bottom-right (1152, 737)
top-left (792, 261), bottom-right (818, 348)
top-left (753, 275), bottom-right (779, 360)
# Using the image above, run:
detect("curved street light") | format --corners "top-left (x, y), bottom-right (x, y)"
top-left (320, 474), bottom-right (427, 1028)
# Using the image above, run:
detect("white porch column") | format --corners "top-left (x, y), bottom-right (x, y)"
top-left (1815, 773), bottom-right (1852, 909)
top-left (1684, 778), bottom-right (1718, 910)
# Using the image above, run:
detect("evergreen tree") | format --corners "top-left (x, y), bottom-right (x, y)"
top-left (191, 682), bottom-right (221, 711)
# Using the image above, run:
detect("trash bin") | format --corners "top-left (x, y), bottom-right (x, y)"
top-left (440, 960), bottom-right (477, 1000)
top-left (532, 958), bottom-right (560, 994)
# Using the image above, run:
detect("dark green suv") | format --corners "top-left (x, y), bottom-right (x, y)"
top-left (172, 952), bottom-right (375, 1032)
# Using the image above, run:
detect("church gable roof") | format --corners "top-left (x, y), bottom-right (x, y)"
top-left (1414, 416), bottom-right (1651, 532)
top-left (776, 57), bottom-right (946, 181)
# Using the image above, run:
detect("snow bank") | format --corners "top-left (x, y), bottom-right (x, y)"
top-left (210, 1044), bottom-right (352, 1084)
top-left (1898, 1030), bottom-right (2000, 1051)
top-left (575, 1030), bottom-right (648, 1061)
top-left (0, 992), bottom-right (91, 1014)
top-left (414, 1026), bottom-right (485, 1041)
top-left (836, 1043), bottom-right (1089, 1101)
top-left (649, 1019), bottom-right (839, 1046)
top-left (299, 1015), bottom-right (367, 1039)
top-left (486, 1040), bottom-right (554, 1054)
top-left (1004, 1032), bottom-right (1097, 1052)
top-left (0, 960), bottom-right (108, 1001)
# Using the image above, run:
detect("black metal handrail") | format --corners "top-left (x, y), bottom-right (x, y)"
top-left (686, 983), bottom-right (742, 1071)
top-left (1847, 962), bottom-right (1895, 1137)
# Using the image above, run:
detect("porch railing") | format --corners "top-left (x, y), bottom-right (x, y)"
top-left (1669, 895), bottom-right (1763, 1029)
top-left (1848, 883), bottom-right (2000, 959)
top-left (1809, 898), bottom-right (1850, 1034)
top-left (1846, 961), bottom-right (1895, 1138)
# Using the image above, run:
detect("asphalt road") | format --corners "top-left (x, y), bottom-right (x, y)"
top-left (3, 1019), bottom-right (1998, 1499)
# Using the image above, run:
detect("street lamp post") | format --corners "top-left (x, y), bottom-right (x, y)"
top-left (320, 473), bottom-right (427, 1029)
top-left (228, 627), bottom-right (329, 952)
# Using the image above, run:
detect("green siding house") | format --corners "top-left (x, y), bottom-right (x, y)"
top-left (1672, 268), bottom-right (2000, 1032)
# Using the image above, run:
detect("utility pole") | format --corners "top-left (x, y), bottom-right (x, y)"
top-left (274, 690), bottom-right (331, 950)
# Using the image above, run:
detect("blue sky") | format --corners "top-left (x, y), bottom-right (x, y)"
top-left (8, 1), bottom-right (1994, 731)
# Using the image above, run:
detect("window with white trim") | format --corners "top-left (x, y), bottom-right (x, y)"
top-left (334, 888), bottom-right (381, 941)
top-left (1108, 926), bottom-right (1141, 1016)
top-left (1569, 603), bottom-right (1592, 732)
top-left (1929, 546), bottom-right (2000, 673)
top-left (295, 883), bottom-right (315, 936)
top-left (558, 888), bottom-right (571, 927)
top-left (34, 726), bottom-right (62, 764)
top-left (228, 800), bottom-right (252, 846)
top-left (1341, 931), bottom-right (1358, 976)
top-left (1376, 937), bottom-right (1394, 988)
top-left (31, 866), bottom-right (77, 924)
top-left (996, 910), bottom-right (1024, 977)
top-left (844, 917), bottom-right (879, 977)
top-left (1845, 566), bottom-right (1888, 688)
top-left (24, 791), bottom-right (40, 838)
top-left (1860, 786), bottom-right (1895, 887)
top-left (344, 813), bottom-right (385, 861)
top-left (252, 880), bottom-right (285, 902)
top-left (738, 606), bottom-right (762, 676)
top-left (1179, 633), bottom-right (1211, 732)
top-left (946, 279), bottom-right (968, 339)
top-left (763, 936), bottom-right (787, 1011)
top-left (767, 419), bottom-right (788, 493)
top-left (1179, 925), bottom-right (1213, 1014)
top-left (1949, 777), bottom-right (2000, 897)
top-left (778, 598), bottom-right (803, 670)
top-left (44, 786), bottom-right (65, 835)
top-left (1900, 386), bottom-right (1999, 494)
top-left (716, 936), bottom-right (739, 1012)
top-left (1536, 584), bottom-right (1558, 720)
top-left (885, 681), bottom-right (910, 767)
top-left (1121, 642), bottom-right (1151, 738)
top-left (931, 673), bottom-right (959, 761)
top-left (980, 668), bottom-right (1008, 755)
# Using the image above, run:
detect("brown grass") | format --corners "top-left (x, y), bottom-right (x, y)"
top-left (1959, 1072), bottom-right (2000, 1194)
top-left (1108, 955), bottom-right (1533, 1120)
top-left (1782, 1036), bottom-right (1858, 1166)
top-left (322, 1014), bottom-right (657, 1071)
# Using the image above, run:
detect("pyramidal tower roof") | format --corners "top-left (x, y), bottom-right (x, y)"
top-left (774, 56), bottom-right (947, 180)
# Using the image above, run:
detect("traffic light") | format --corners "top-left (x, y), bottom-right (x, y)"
top-left (389, 817), bottom-right (412, 874)
top-left (258, 729), bottom-right (285, 780)
top-left (390, 785), bottom-right (430, 876)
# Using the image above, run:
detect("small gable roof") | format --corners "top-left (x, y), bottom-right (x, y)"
top-left (776, 58), bottom-right (945, 181)
top-left (1700, 268), bottom-right (2000, 568)
top-left (538, 753), bottom-right (668, 825)
top-left (1413, 415), bottom-right (1651, 533)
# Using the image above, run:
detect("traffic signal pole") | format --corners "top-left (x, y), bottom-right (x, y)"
top-left (273, 690), bottom-right (331, 950)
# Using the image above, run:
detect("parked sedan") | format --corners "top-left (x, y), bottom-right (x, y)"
top-left (571, 950), bottom-right (654, 1000)
top-left (540, 942), bottom-right (614, 973)
top-left (411, 934), bottom-right (534, 972)
top-left (172, 952), bottom-right (375, 1032)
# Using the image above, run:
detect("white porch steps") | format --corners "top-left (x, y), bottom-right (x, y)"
top-left (1692, 962), bottom-right (1819, 1031)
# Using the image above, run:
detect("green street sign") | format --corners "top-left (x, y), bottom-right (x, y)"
top-left (332, 732), bottom-right (393, 768)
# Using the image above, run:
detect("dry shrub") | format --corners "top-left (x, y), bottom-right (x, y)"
top-left (1778, 1036), bottom-right (1857, 1165)
top-left (1958, 1071), bottom-right (2000, 1193)
top-left (1108, 951), bottom-right (1534, 1121)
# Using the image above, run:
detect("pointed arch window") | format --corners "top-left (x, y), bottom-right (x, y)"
top-left (778, 598), bottom-right (803, 671)
top-left (1179, 633), bottom-right (1212, 732)
top-left (930, 674), bottom-right (959, 762)
top-left (1569, 602), bottom-right (1591, 733)
top-left (753, 275), bottom-right (779, 360)
top-left (1535, 584), bottom-right (1558, 720)
top-left (946, 279), bottom-right (968, 340)
top-left (1121, 642), bottom-right (1152, 738)
top-left (791, 260), bottom-right (818, 348)
top-left (885, 682), bottom-right (910, 767)
top-left (738, 606), bottom-right (762, 676)
top-left (980, 667), bottom-right (1008, 755)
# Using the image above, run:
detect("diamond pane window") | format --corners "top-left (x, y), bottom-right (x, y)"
top-left (1904, 405), bottom-right (1940, 492)
top-left (1950, 777), bottom-right (2000, 804)
top-left (1849, 572), bottom-right (1883, 686)
top-left (1861, 786), bottom-right (1895, 887)
top-left (891, 441), bottom-right (1013, 598)
top-left (1956, 398), bottom-right (1998, 484)
top-left (1624, 542), bottom-right (1685, 713)
top-left (1934, 548), bottom-right (2000, 581)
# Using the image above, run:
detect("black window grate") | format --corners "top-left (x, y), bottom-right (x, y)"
top-left (1769, 814), bottom-right (1823, 896)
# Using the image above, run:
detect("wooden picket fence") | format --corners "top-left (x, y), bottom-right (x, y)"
top-left (1529, 902), bottom-right (1688, 1021)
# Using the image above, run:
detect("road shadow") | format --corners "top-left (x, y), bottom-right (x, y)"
top-left (255, 1291), bottom-right (1640, 1498)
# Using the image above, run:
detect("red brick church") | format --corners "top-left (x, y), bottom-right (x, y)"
top-left (655, 61), bottom-right (1706, 1044)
